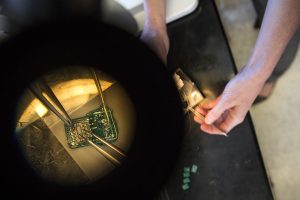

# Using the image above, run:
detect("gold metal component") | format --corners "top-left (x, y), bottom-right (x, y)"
top-left (91, 69), bottom-right (111, 132)
top-left (174, 68), bottom-right (204, 112)
top-left (87, 139), bottom-right (121, 166)
top-left (188, 106), bottom-right (228, 136)
top-left (92, 133), bottom-right (126, 157)
top-left (87, 69), bottom-right (126, 165)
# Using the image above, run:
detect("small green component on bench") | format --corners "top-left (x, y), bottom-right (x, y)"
top-left (191, 164), bottom-right (198, 173)
top-left (183, 167), bottom-right (190, 173)
top-left (183, 177), bottom-right (190, 184)
top-left (64, 105), bottom-right (118, 149)
top-left (183, 172), bottom-right (190, 178)
top-left (182, 184), bottom-right (190, 191)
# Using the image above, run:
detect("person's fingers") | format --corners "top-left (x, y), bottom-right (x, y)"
top-left (215, 110), bottom-right (228, 125)
top-left (201, 97), bottom-right (220, 110)
top-left (218, 108), bottom-right (246, 133)
top-left (200, 123), bottom-right (226, 135)
top-left (193, 115), bottom-right (204, 124)
top-left (204, 96), bottom-right (229, 125)
top-left (195, 106), bottom-right (207, 116)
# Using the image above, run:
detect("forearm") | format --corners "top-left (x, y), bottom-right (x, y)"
top-left (143, 0), bottom-right (166, 30)
top-left (246, 0), bottom-right (300, 82)
top-left (141, 1), bottom-right (169, 63)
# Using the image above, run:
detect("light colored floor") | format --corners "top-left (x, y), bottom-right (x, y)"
top-left (216, 1), bottom-right (300, 200)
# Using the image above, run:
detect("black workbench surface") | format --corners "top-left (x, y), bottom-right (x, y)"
top-left (161, 0), bottom-right (274, 199)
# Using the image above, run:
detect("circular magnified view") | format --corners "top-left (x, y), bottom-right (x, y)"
top-left (15, 66), bottom-right (136, 186)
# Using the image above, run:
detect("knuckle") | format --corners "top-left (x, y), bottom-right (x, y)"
top-left (234, 116), bottom-right (244, 125)
top-left (237, 118), bottom-right (244, 124)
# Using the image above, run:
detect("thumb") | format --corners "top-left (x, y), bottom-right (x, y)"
top-left (205, 95), bottom-right (229, 125)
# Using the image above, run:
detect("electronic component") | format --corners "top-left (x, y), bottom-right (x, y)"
top-left (191, 164), bottom-right (198, 173)
top-left (64, 106), bottom-right (118, 149)
top-left (87, 106), bottom-right (118, 141)
top-left (65, 116), bottom-right (92, 148)
top-left (173, 68), bottom-right (204, 113)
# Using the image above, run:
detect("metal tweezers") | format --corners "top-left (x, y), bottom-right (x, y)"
top-left (187, 105), bottom-right (228, 136)
top-left (29, 70), bottom-right (126, 166)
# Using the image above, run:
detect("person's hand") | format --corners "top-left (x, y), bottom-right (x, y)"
top-left (140, 23), bottom-right (169, 64)
top-left (194, 66), bottom-right (266, 135)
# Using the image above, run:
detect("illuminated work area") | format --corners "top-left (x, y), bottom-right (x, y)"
top-left (0, 0), bottom-right (299, 198)
top-left (15, 67), bottom-right (136, 185)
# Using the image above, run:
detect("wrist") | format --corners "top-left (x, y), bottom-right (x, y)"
top-left (142, 20), bottom-right (168, 44)
top-left (242, 62), bottom-right (273, 85)
top-left (144, 16), bottom-right (166, 32)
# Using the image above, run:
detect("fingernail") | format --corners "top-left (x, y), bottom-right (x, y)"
top-left (221, 132), bottom-right (228, 137)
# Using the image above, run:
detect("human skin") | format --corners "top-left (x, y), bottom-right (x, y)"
top-left (141, 0), bottom-right (300, 135)
top-left (194, 0), bottom-right (300, 135)
top-left (140, 0), bottom-right (169, 64)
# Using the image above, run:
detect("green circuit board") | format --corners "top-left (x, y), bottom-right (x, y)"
top-left (64, 106), bottom-right (118, 149)
top-left (86, 107), bottom-right (118, 141)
